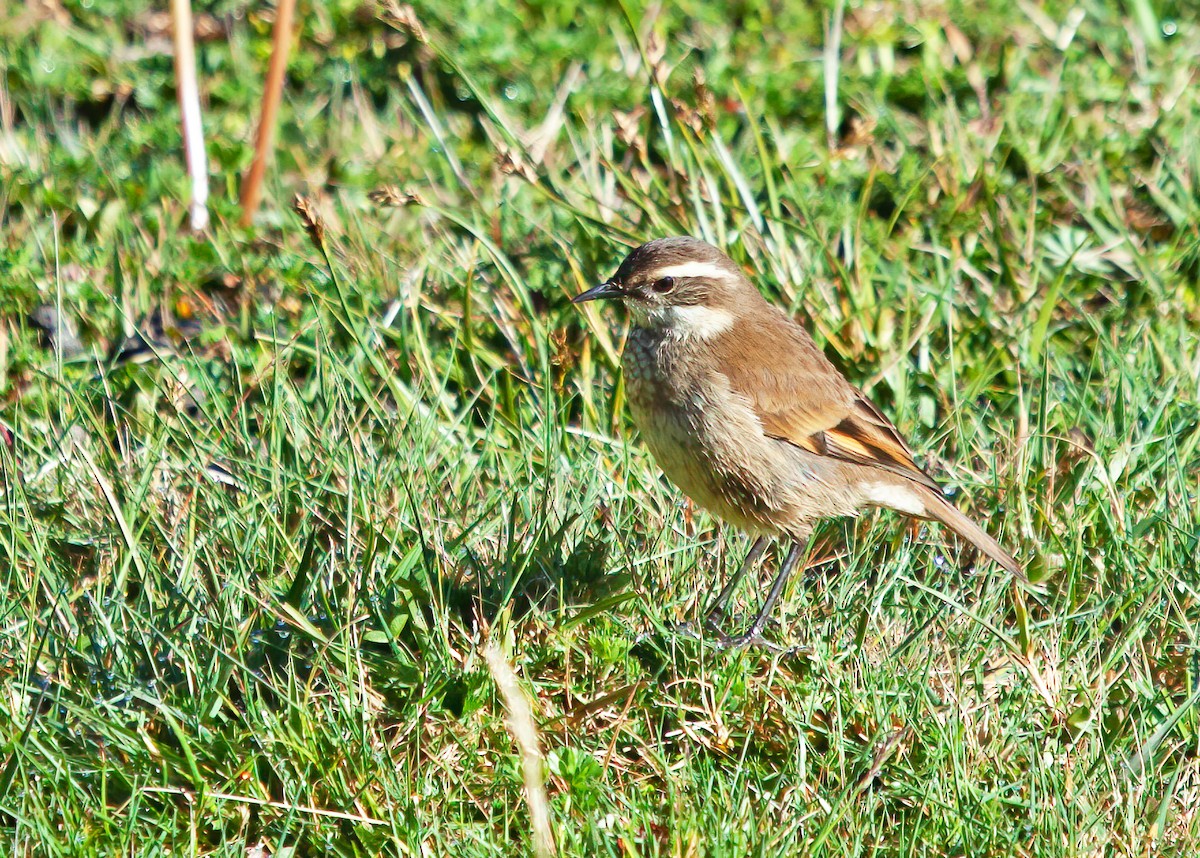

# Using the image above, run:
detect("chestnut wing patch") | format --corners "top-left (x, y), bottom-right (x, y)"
top-left (813, 395), bottom-right (943, 493)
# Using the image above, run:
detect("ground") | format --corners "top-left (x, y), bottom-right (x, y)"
top-left (1, 0), bottom-right (1199, 854)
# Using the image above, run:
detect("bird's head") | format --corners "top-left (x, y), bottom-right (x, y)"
top-left (573, 237), bottom-right (757, 336)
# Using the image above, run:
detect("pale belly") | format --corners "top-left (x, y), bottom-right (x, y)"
top-left (621, 337), bottom-right (860, 536)
top-left (625, 375), bottom-right (793, 535)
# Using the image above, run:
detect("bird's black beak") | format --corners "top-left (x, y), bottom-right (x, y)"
top-left (572, 280), bottom-right (622, 304)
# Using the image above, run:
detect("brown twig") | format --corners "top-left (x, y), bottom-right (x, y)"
top-left (238, 0), bottom-right (298, 227)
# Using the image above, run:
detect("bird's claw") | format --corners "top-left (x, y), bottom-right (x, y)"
top-left (716, 629), bottom-right (778, 651)
top-left (717, 634), bottom-right (812, 662)
top-left (666, 620), bottom-right (704, 641)
top-left (703, 610), bottom-right (732, 633)
top-left (668, 615), bottom-right (802, 657)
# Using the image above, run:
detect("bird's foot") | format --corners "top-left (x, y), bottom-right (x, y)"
top-left (716, 627), bottom-right (812, 660)
top-left (666, 619), bottom-right (704, 642)
top-left (669, 615), bottom-right (806, 657)
top-left (667, 610), bottom-right (740, 641)
top-left (716, 627), bottom-right (780, 652)
top-left (716, 631), bottom-right (769, 651)
top-left (702, 609), bottom-right (733, 634)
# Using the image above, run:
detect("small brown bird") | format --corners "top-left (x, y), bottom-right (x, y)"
top-left (575, 237), bottom-right (1024, 647)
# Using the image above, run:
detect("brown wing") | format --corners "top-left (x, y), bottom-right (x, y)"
top-left (820, 393), bottom-right (943, 493)
top-left (712, 310), bottom-right (943, 494)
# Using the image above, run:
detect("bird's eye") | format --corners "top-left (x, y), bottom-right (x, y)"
top-left (651, 276), bottom-right (676, 293)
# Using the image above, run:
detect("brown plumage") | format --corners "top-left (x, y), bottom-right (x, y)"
top-left (575, 237), bottom-right (1024, 646)
top-left (708, 301), bottom-right (1021, 579)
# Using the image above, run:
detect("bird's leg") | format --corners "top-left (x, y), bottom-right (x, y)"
top-left (702, 535), bottom-right (769, 630)
top-left (719, 540), bottom-right (805, 650)
top-left (668, 535), bottom-right (768, 642)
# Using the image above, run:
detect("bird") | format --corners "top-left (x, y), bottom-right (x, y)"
top-left (573, 236), bottom-right (1025, 648)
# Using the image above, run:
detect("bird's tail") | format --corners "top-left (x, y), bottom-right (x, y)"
top-left (920, 490), bottom-right (1026, 582)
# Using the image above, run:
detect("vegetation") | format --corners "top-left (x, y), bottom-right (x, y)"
top-left (1, 0), bottom-right (1198, 853)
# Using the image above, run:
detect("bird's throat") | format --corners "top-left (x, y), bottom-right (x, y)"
top-left (636, 304), bottom-right (735, 340)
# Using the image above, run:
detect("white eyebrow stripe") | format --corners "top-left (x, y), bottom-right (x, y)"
top-left (646, 261), bottom-right (737, 280)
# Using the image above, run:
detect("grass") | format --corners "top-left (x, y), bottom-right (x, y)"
top-left (2, 0), bottom-right (1199, 854)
